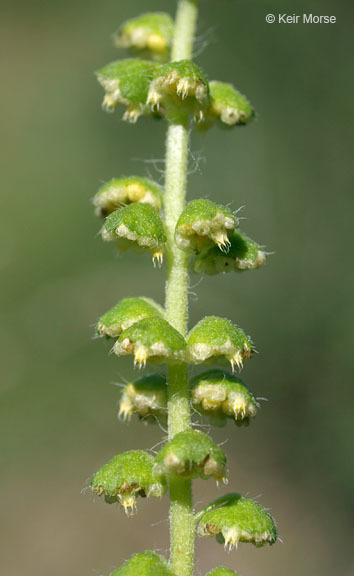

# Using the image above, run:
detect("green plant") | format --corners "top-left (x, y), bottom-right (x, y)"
top-left (89, 2), bottom-right (277, 575)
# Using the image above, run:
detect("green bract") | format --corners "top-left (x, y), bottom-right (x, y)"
top-left (109, 551), bottom-right (176, 576)
top-left (114, 317), bottom-right (186, 367)
top-left (187, 316), bottom-right (254, 371)
top-left (102, 203), bottom-right (166, 265)
top-left (193, 229), bottom-right (266, 275)
top-left (197, 493), bottom-right (277, 549)
top-left (175, 199), bottom-right (237, 253)
top-left (93, 176), bottom-right (163, 217)
top-left (206, 569), bottom-right (240, 576)
top-left (90, 450), bottom-right (166, 515)
top-left (114, 12), bottom-right (174, 60)
top-left (96, 58), bottom-right (158, 121)
top-left (147, 60), bottom-right (210, 121)
top-left (154, 430), bottom-right (227, 482)
top-left (191, 370), bottom-right (257, 427)
top-left (97, 297), bottom-right (164, 338)
top-left (199, 81), bottom-right (255, 130)
top-left (119, 373), bottom-right (167, 423)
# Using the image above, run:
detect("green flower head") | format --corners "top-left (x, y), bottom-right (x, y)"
top-left (97, 297), bottom-right (164, 338)
top-left (114, 12), bottom-right (174, 60)
top-left (109, 551), bottom-right (176, 576)
top-left (187, 316), bottom-right (254, 372)
top-left (154, 430), bottom-right (227, 482)
top-left (102, 203), bottom-right (166, 266)
top-left (96, 58), bottom-right (159, 121)
top-left (93, 176), bottom-right (163, 217)
top-left (205, 569), bottom-right (240, 576)
top-left (197, 493), bottom-right (277, 549)
top-left (193, 229), bottom-right (266, 275)
top-left (90, 450), bottom-right (166, 515)
top-left (175, 199), bottom-right (237, 253)
top-left (191, 370), bottom-right (258, 427)
top-left (114, 317), bottom-right (186, 368)
top-left (119, 373), bottom-right (167, 423)
top-left (147, 60), bottom-right (210, 121)
top-left (199, 81), bottom-right (255, 130)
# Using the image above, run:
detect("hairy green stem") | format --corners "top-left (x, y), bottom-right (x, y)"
top-left (164, 2), bottom-right (199, 575)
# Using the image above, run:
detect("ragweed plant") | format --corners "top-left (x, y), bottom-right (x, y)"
top-left (89, 2), bottom-right (277, 575)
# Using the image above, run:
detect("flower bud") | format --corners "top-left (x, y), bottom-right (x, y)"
top-left (90, 450), bottom-right (166, 515)
top-left (206, 569), bottom-right (240, 576)
top-left (191, 369), bottom-right (257, 427)
top-left (193, 229), bottom-right (266, 275)
top-left (197, 493), bottom-right (277, 549)
top-left (187, 316), bottom-right (254, 372)
top-left (101, 203), bottom-right (166, 265)
top-left (199, 81), bottom-right (255, 130)
top-left (109, 551), bottom-right (176, 576)
top-left (175, 199), bottom-right (237, 253)
top-left (96, 58), bottom-right (158, 121)
top-left (119, 373), bottom-right (167, 423)
top-left (97, 297), bottom-right (164, 338)
top-left (147, 60), bottom-right (210, 121)
top-left (114, 317), bottom-right (186, 368)
top-left (154, 430), bottom-right (227, 482)
top-left (93, 176), bottom-right (163, 217)
top-left (114, 12), bottom-right (174, 60)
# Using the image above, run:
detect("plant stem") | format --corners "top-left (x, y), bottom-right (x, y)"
top-left (164, 2), bottom-right (199, 575)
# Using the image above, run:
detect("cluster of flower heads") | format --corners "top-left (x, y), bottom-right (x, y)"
top-left (96, 11), bottom-right (255, 127)
top-left (96, 297), bottom-right (254, 372)
top-left (94, 177), bottom-right (266, 270)
top-left (90, 430), bottom-right (227, 515)
top-left (97, 57), bottom-right (254, 127)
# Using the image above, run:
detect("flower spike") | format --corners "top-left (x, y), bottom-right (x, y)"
top-left (90, 450), bottom-right (166, 515)
top-left (187, 316), bottom-right (254, 372)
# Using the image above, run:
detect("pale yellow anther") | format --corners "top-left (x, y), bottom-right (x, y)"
top-left (152, 251), bottom-right (163, 267)
top-left (147, 34), bottom-right (167, 53)
top-left (126, 183), bottom-right (146, 202)
top-left (134, 345), bottom-right (148, 368)
top-left (119, 493), bottom-right (137, 516)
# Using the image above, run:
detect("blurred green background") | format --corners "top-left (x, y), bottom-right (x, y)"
top-left (1, 0), bottom-right (353, 574)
